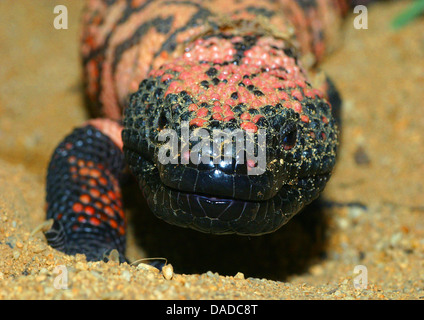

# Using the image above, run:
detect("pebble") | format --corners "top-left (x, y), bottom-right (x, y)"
top-left (205, 271), bottom-right (219, 278)
top-left (35, 274), bottom-right (47, 282)
top-left (234, 272), bottom-right (244, 280)
top-left (162, 264), bottom-right (174, 280)
top-left (13, 250), bottom-right (20, 259)
top-left (136, 262), bottom-right (159, 273)
top-left (348, 206), bottom-right (365, 219)
top-left (390, 232), bottom-right (403, 246)
top-left (121, 270), bottom-right (131, 282)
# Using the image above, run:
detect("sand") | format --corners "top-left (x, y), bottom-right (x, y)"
top-left (0, 0), bottom-right (422, 299)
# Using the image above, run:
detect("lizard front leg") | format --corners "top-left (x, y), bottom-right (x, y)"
top-left (44, 119), bottom-right (127, 262)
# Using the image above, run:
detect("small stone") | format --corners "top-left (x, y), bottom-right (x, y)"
top-left (338, 217), bottom-right (350, 230)
top-left (136, 263), bottom-right (159, 273)
top-left (35, 274), bottom-right (47, 282)
top-left (234, 272), bottom-right (244, 280)
top-left (162, 264), bottom-right (174, 280)
top-left (206, 271), bottom-right (218, 278)
top-left (13, 250), bottom-right (20, 260)
top-left (121, 270), bottom-right (131, 282)
top-left (309, 265), bottom-right (324, 276)
top-left (354, 146), bottom-right (371, 166)
top-left (390, 232), bottom-right (402, 246)
top-left (348, 206), bottom-right (365, 219)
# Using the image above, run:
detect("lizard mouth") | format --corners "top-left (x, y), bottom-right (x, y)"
top-left (123, 146), bottom-right (331, 235)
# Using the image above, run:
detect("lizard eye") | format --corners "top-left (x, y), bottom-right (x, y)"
top-left (281, 123), bottom-right (297, 151)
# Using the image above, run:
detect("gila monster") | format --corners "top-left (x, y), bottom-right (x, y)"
top-left (44, 0), bottom-right (360, 263)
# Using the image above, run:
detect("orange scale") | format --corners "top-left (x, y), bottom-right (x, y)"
top-left (240, 112), bottom-right (251, 120)
top-left (99, 177), bottom-right (108, 186)
top-left (89, 168), bottom-right (101, 178)
top-left (212, 106), bottom-right (223, 113)
top-left (322, 116), bottom-right (329, 124)
top-left (189, 118), bottom-right (207, 127)
top-left (68, 156), bottom-right (77, 164)
top-left (100, 194), bottom-right (111, 205)
top-left (89, 217), bottom-right (101, 226)
top-left (104, 206), bottom-right (115, 217)
top-left (79, 194), bottom-right (91, 204)
top-left (240, 122), bottom-right (258, 133)
top-left (86, 160), bottom-right (94, 168)
top-left (250, 100), bottom-right (262, 109)
top-left (188, 103), bottom-right (198, 112)
top-left (72, 202), bottom-right (84, 213)
top-left (301, 115), bottom-right (310, 123)
top-left (79, 167), bottom-right (90, 176)
top-left (65, 142), bottom-right (73, 150)
top-left (107, 190), bottom-right (117, 201)
top-left (212, 113), bottom-right (223, 121)
top-left (196, 107), bottom-right (209, 118)
top-left (109, 219), bottom-right (118, 229)
top-left (94, 201), bottom-right (103, 210)
top-left (89, 188), bottom-right (101, 198)
top-left (223, 109), bottom-right (234, 117)
top-left (85, 206), bottom-right (96, 215)
top-left (292, 101), bottom-right (302, 113)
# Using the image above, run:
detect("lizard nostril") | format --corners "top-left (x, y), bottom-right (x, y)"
top-left (281, 125), bottom-right (297, 151)
top-left (158, 112), bottom-right (168, 131)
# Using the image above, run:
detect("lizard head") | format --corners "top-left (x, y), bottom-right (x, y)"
top-left (122, 33), bottom-right (338, 235)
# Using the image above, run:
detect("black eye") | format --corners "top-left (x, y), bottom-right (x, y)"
top-left (281, 124), bottom-right (297, 151)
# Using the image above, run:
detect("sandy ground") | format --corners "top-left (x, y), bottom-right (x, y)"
top-left (0, 0), bottom-right (423, 300)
